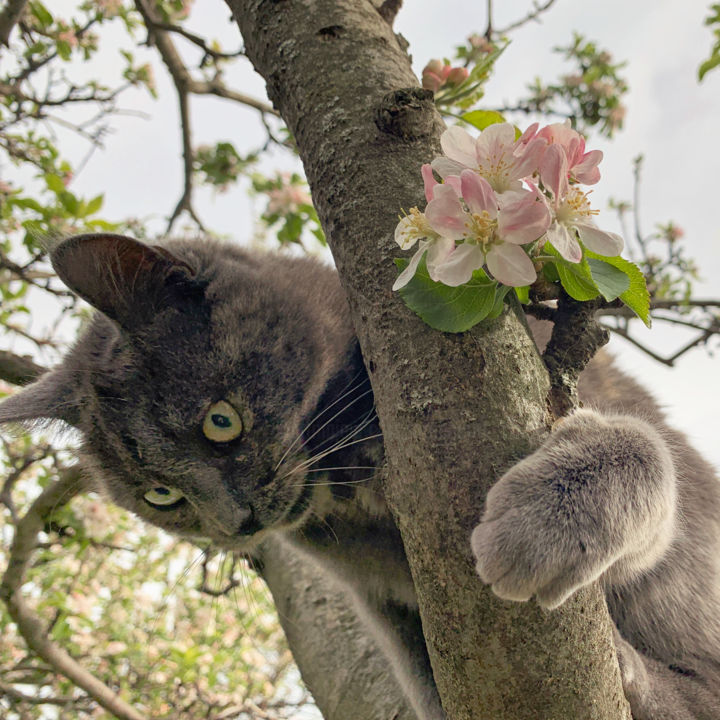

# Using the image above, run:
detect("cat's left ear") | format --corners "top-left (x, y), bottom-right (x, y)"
top-left (51, 233), bottom-right (202, 330)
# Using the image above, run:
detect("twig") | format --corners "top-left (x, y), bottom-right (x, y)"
top-left (542, 292), bottom-right (609, 417)
top-left (0, 350), bottom-right (46, 386)
top-left (148, 20), bottom-right (245, 62)
top-left (494, 0), bottom-right (558, 35)
top-left (0, 680), bottom-right (86, 707)
top-left (0, 470), bottom-right (149, 720)
top-left (605, 323), bottom-right (715, 367)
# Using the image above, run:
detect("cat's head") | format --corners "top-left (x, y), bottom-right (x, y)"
top-left (0, 234), bottom-right (359, 549)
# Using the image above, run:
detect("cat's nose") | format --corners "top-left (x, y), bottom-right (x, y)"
top-left (207, 504), bottom-right (253, 536)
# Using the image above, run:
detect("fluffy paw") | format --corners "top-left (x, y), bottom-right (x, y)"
top-left (470, 489), bottom-right (612, 609)
top-left (470, 409), bottom-right (675, 609)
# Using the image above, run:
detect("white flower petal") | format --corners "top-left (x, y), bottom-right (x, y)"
top-left (426, 236), bottom-right (456, 277)
top-left (431, 243), bottom-right (485, 287)
top-left (394, 214), bottom-right (421, 250)
top-left (486, 243), bottom-right (537, 287)
top-left (431, 156), bottom-right (468, 179)
top-left (546, 221), bottom-right (582, 263)
top-left (440, 126), bottom-right (477, 168)
top-left (392, 243), bottom-right (428, 291)
top-left (575, 222), bottom-right (624, 257)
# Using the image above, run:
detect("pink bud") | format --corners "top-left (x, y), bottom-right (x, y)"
top-left (446, 67), bottom-right (469, 86)
top-left (423, 59), bottom-right (445, 76)
top-left (422, 71), bottom-right (444, 92)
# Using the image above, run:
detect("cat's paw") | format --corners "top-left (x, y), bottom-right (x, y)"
top-left (470, 409), bottom-right (676, 609)
top-left (470, 479), bottom-right (613, 609)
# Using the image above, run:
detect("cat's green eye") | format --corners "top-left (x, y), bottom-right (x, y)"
top-left (144, 486), bottom-right (185, 507)
top-left (203, 400), bottom-right (243, 443)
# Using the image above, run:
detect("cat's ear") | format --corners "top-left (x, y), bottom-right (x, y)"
top-left (50, 233), bottom-right (201, 330)
top-left (0, 369), bottom-right (80, 428)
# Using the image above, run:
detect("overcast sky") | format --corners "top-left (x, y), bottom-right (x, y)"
top-left (31, 0), bottom-right (720, 468)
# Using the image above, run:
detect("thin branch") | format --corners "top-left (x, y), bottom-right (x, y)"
top-left (148, 20), bottom-right (245, 62)
top-left (0, 350), bottom-right (46, 386)
top-left (494, 0), bottom-right (558, 36)
top-left (542, 292), bottom-right (609, 417)
top-left (485, 0), bottom-right (493, 40)
top-left (0, 0), bottom-right (28, 46)
top-left (0, 470), bottom-right (149, 720)
top-left (0, 680), bottom-right (86, 707)
top-left (605, 323), bottom-right (716, 367)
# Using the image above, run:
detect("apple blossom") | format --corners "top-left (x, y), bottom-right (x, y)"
top-left (540, 144), bottom-right (623, 261)
top-left (431, 123), bottom-right (546, 194)
top-left (424, 170), bottom-right (549, 287)
top-left (537, 121), bottom-right (603, 185)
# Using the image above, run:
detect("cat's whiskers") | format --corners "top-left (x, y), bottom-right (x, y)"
top-left (273, 373), bottom-right (371, 472)
top-left (276, 411), bottom-right (380, 482)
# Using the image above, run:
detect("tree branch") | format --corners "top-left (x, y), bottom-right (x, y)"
top-left (542, 293), bottom-right (609, 417)
top-left (0, 350), bottom-right (46, 386)
top-left (494, 0), bottom-right (559, 36)
top-left (0, 0), bottom-right (28, 46)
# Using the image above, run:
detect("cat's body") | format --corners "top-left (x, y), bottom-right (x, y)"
top-left (2, 233), bottom-right (720, 720)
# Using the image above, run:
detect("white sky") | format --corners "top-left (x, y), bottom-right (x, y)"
top-left (14, 0), bottom-right (720, 467)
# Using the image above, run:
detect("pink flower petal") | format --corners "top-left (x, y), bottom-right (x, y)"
top-left (431, 243), bottom-right (485, 286)
top-left (425, 184), bottom-right (467, 240)
top-left (440, 126), bottom-right (477, 168)
top-left (512, 136), bottom-right (546, 180)
top-left (460, 170), bottom-right (496, 215)
top-left (486, 243), bottom-right (537, 287)
top-left (497, 192), bottom-right (551, 245)
top-left (444, 175), bottom-right (462, 194)
top-left (546, 221), bottom-right (582, 263)
top-left (575, 222), bottom-right (624, 256)
top-left (392, 243), bottom-right (428, 291)
top-left (421, 164), bottom-right (438, 202)
top-left (572, 150), bottom-right (603, 185)
top-left (539, 144), bottom-right (569, 201)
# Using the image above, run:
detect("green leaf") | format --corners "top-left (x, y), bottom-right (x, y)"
top-left (461, 110), bottom-right (506, 131)
top-left (58, 191), bottom-right (79, 215)
top-left (85, 194), bottom-right (104, 216)
top-left (514, 285), bottom-right (530, 304)
top-left (699, 53), bottom-right (720, 81)
top-left (585, 250), bottom-right (651, 326)
top-left (487, 284), bottom-right (512, 319)
top-left (395, 257), bottom-right (498, 332)
top-left (30, 1), bottom-right (53, 27)
top-left (545, 244), bottom-right (599, 301)
top-left (44, 173), bottom-right (65, 194)
top-left (587, 258), bottom-right (630, 301)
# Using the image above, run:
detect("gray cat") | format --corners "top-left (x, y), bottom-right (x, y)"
top-left (1, 233), bottom-right (719, 720)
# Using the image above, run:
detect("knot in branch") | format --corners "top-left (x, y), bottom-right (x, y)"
top-left (374, 87), bottom-right (437, 140)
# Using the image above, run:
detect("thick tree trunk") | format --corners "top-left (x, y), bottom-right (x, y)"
top-left (229, 1), bottom-right (631, 718)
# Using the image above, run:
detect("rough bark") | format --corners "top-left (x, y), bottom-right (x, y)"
top-left (257, 538), bottom-right (417, 720)
top-left (229, 1), bottom-right (631, 719)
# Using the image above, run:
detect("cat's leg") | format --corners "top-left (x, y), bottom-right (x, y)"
top-left (613, 628), bottom-right (720, 720)
top-left (470, 409), bottom-right (677, 609)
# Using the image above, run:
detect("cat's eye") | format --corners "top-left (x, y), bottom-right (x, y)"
top-left (144, 486), bottom-right (185, 508)
top-left (203, 400), bottom-right (243, 443)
